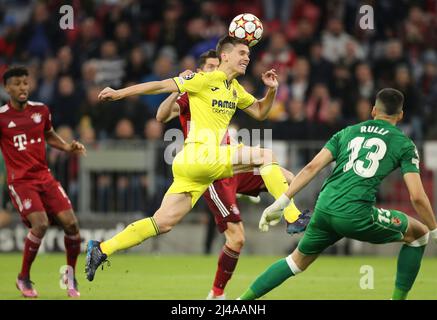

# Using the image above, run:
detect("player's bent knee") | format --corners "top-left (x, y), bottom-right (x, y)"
top-left (153, 217), bottom-right (174, 234)
top-left (285, 254), bottom-right (304, 274)
top-left (63, 221), bottom-right (80, 235)
top-left (32, 222), bottom-right (49, 236)
top-left (227, 234), bottom-right (245, 250)
top-left (405, 232), bottom-right (429, 247)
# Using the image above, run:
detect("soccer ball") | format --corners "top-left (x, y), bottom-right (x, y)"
top-left (228, 13), bottom-right (263, 47)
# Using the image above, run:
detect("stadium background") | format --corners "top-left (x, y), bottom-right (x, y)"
top-left (0, 0), bottom-right (437, 300)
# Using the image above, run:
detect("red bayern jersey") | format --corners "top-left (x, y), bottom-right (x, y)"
top-left (176, 92), bottom-right (230, 144)
top-left (0, 101), bottom-right (53, 183)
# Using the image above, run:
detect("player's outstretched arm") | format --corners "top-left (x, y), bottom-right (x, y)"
top-left (403, 173), bottom-right (437, 241)
top-left (156, 92), bottom-right (180, 123)
top-left (98, 78), bottom-right (179, 101)
top-left (259, 148), bottom-right (333, 231)
top-left (45, 128), bottom-right (87, 156)
top-left (155, 70), bottom-right (193, 122)
top-left (243, 69), bottom-right (278, 120)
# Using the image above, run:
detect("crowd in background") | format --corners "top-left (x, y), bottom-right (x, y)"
top-left (0, 0), bottom-right (436, 216)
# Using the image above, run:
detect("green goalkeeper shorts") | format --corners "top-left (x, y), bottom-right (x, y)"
top-left (298, 207), bottom-right (409, 255)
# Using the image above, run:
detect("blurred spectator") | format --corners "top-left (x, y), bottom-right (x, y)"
top-left (352, 62), bottom-right (376, 102)
top-left (308, 41), bottom-right (333, 86)
top-left (123, 46), bottom-right (150, 83)
top-left (155, 1), bottom-right (188, 58)
top-left (309, 99), bottom-right (346, 140)
top-left (80, 86), bottom-right (118, 138)
top-left (393, 66), bottom-right (422, 121)
top-left (306, 83), bottom-right (331, 123)
top-left (260, 33), bottom-right (296, 76)
top-left (36, 57), bottom-right (59, 106)
top-left (289, 57), bottom-right (311, 101)
top-left (78, 121), bottom-right (97, 148)
top-left (114, 81), bottom-right (151, 135)
top-left (402, 6), bottom-right (429, 53)
top-left (0, 15), bottom-right (19, 63)
top-left (179, 55), bottom-right (196, 74)
top-left (354, 98), bottom-right (372, 123)
top-left (262, 0), bottom-right (293, 29)
top-left (94, 40), bottom-right (125, 88)
top-left (52, 75), bottom-right (81, 129)
top-left (393, 65), bottom-right (423, 140)
top-left (16, 2), bottom-right (63, 60)
top-left (57, 46), bottom-right (79, 79)
top-left (329, 61), bottom-right (354, 118)
top-left (144, 119), bottom-right (164, 141)
top-left (114, 118), bottom-right (137, 140)
top-left (321, 17), bottom-right (353, 64)
top-left (113, 21), bottom-right (136, 59)
top-left (291, 19), bottom-right (315, 56)
top-left (373, 40), bottom-right (409, 88)
top-left (140, 53), bottom-right (174, 114)
top-left (80, 60), bottom-right (98, 90)
top-left (274, 99), bottom-right (308, 140)
top-left (343, 39), bottom-right (365, 68)
top-left (72, 17), bottom-right (101, 64)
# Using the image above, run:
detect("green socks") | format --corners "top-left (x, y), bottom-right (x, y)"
top-left (392, 244), bottom-right (426, 300)
top-left (239, 258), bottom-right (295, 300)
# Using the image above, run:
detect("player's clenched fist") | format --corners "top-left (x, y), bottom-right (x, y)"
top-left (98, 87), bottom-right (122, 101)
top-left (66, 140), bottom-right (87, 156)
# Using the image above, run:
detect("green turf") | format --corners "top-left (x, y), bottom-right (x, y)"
top-left (0, 253), bottom-right (436, 299)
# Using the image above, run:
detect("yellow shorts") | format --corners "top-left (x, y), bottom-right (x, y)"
top-left (166, 143), bottom-right (241, 207)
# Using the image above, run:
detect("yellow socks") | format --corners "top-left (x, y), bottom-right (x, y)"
top-left (260, 163), bottom-right (300, 223)
top-left (100, 217), bottom-right (160, 256)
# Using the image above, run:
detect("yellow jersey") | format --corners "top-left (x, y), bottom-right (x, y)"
top-left (173, 70), bottom-right (256, 145)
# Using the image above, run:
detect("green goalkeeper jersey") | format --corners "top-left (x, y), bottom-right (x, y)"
top-left (316, 119), bottom-right (420, 217)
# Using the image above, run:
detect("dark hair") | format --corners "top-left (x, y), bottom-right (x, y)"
top-left (3, 66), bottom-right (29, 85)
top-left (375, 88), bottom-right (404, 115)
top-left (216, 35), bottom-right (248, 62)
top-left (197, 50), bottom-right (218, 68)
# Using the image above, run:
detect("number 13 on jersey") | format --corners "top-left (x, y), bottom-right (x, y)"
top-left (343, 137), bottom-right (387, 178)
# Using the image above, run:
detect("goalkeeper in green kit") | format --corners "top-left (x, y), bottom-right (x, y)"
top-left (239, 88), bottom-right (437, 300)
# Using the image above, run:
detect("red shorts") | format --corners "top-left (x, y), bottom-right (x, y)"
top-left (8, 176), bottom-right (72, 228)
top-left (203, 172), bottom-right (265, 233)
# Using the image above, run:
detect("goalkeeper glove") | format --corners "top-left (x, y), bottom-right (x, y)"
top-left (259, 194), bottom-right (291, 232)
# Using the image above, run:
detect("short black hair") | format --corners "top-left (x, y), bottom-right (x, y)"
top-left (216, 36), bottom-right (248, 62)
top-left (3, 66), bottom-right (29, 85)
top-left (197, 50), bottom-right (218, 69)
top-left (375, 88), bottom-right (404, 115)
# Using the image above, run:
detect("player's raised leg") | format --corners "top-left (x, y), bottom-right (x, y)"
top-left (392, 215), bottom-right (429, 300)
top-left (232, 145), bottom-right (305, 229)
top-left (85, 192), bottom-right (192, 281)
top-left (16, 211), bottom-right (48, 298)
top-left (55, 210), bottom-right (81, 297)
